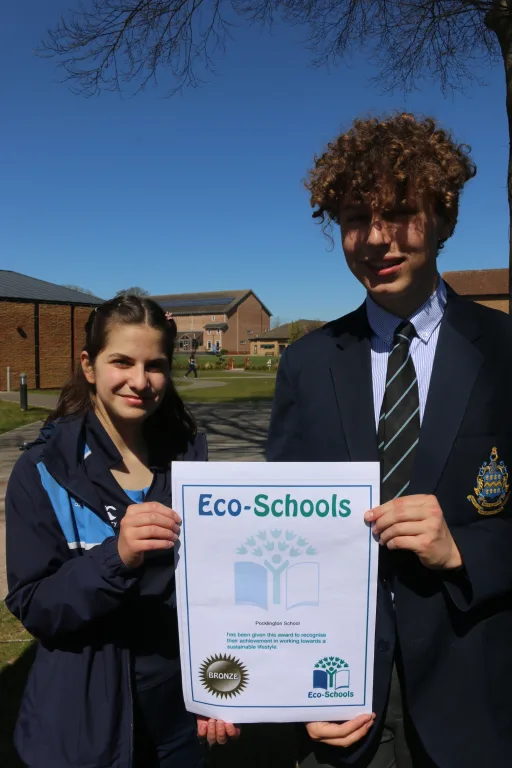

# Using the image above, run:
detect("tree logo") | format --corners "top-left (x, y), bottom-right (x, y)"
top-left (234, 529), bottom-right (319, 610)
top-left (199, 653), bottom-right (248, 699)
top-left (313, 657), bottom-right (350, 691)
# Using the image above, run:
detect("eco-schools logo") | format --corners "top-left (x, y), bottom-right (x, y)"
top-left (199, 654), bottom-right (248, 699)
top-left (234, 529), bottom-right (319, 610)
top-left (309, 656), bottom-right (354, 699)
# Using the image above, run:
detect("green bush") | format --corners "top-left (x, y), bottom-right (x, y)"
top-left (246, 363), bottom-right (276, 371)
top-left (172, 353), bottom-right (277, 370)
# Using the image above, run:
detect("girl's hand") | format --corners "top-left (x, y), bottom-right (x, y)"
top-left (197, 715), bottom-right (241, 745)
top-left (117, 502), bottom-right (181, 569)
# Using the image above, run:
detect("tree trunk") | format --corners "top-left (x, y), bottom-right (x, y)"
top-left (488, 1), bottom-right (512, 314)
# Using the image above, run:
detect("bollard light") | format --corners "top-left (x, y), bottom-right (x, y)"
top-left (20, 373), bottom-right (28, 411)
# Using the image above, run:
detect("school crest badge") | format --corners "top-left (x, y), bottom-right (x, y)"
top-left (467, 447), bottom-right (510, 516)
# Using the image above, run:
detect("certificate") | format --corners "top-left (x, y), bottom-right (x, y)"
top-left (173, 462), bottom-right (379, 723)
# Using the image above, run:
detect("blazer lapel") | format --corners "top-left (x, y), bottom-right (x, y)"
top-left (329, 305), bottom-right (379, 462)
top-left (409, 294), bottom-right (485, 495)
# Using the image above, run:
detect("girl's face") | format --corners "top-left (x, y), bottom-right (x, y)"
top-left (82, 323), bottom-right (170, 427)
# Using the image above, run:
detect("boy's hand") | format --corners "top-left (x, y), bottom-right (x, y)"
top-left (365, 495), bottom-right (462, 570)
top-left (306, 713), bottom-right (375, 747)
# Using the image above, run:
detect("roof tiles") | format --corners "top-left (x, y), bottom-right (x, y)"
top-left (0, 270), bottom-right (103, 305)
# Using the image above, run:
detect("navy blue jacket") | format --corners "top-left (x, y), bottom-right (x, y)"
top-left (5, 414), bottom-right (207, 768)
top-left (267, 290), bottom-right (512, 768)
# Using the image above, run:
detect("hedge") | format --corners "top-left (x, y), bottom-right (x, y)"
top-left (173, 354), bottom-right (278, 370)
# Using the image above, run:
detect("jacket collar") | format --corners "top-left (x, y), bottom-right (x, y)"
top-left (409, 288), bottom-right (484, 494)
top-left (84, 411), bottom-right (123, 469)
top-left (39, 410), bottom-right (206, 504)
top-left (328, 303), bottom-right (377, 462)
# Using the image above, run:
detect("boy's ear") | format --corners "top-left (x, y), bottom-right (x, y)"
top-left (81, 351), bottom-right (95, 384)
top-left (439, 216), bottom-right (454, 243)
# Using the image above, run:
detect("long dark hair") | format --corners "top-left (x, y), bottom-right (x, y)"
top-left (47, 295), bottom-right (196, 461)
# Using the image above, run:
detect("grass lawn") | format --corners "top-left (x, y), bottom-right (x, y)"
top-left (0, 401), bottom-right (50, 436)
top-left (174, 369), bottom-right (276, 402)
top-left (188, 370), bottom-right (276, 378)
top-left (180, 376), bottom-right (276, 403)
top-left (0, 602), bottom-right (32, 670)
top-left (27, 389), bottom-right (62, 396)
top-left (0, 602), bottom-right (33, 768)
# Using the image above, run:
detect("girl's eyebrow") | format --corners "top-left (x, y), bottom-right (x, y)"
top-left (107, 352), bottom-right (133, 360)
top-left (107, 352), bottom-right (168, 362)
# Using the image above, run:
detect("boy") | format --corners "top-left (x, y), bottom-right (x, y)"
top-left (268, 113), bottom-right (512, 767)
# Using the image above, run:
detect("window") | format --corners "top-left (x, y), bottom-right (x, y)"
top-left (240, 340), bottom-right (246, 345)
top-left (261, 343), bottom-right (274, 349)
top-left (207, 341), bottom-right (212, 351)
top-left (247, 329), bottom-right (253, 335)
top-left (211, 315), bottom-right (216, 321)
top-left (208, 330), bottom-right (211, 334)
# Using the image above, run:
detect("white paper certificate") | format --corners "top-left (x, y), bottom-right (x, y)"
top-left (173, 462), bottom-right (379, 723)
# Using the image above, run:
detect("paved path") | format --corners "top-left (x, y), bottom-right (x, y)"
top-left (0, 391), bottom-right (59, 408)
top-left (0, 402), bottom-right (271, 600)
top-left (0, 376), bottom-right (227, 409)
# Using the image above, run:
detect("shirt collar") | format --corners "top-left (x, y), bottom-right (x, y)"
top-left (365, 278), bottom-right (447, 346)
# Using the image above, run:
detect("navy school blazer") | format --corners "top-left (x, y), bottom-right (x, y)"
top-left (267, 289), bottom-right (512, 768)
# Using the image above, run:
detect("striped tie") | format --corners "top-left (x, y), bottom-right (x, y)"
top-left (378, 321), bottom-right (420, 504)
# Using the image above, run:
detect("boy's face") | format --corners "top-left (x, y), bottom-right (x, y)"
top-left (339, 194), bottom-right (451, 315)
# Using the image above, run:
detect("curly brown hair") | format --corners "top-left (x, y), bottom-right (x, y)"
top-left (306, 113), bottom-right (476, 247)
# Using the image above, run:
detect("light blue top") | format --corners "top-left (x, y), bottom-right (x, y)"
top-left (124, 487), bottom-right (150, 504)
top-left (366, 279), bottom-right (447, 429)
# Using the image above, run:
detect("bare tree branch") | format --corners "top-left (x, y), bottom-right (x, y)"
top-left (41, 0), bottom-right (512, 310)
top-left (40, 0), bottom-right (234, 96)
top-left (40, 1), bottom-right (510, 97)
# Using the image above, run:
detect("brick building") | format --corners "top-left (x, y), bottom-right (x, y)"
top-left (0, 271), bottom-right (102, 390)
top-left (251, 320), bottom-right (325, 356)
top-left (151, 290), bottom-right (272, 354)
top-left (442, 268), bottom-right (509, 313)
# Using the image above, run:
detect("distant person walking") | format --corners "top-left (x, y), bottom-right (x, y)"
top-left (184, 353), bottom-right (198, 379)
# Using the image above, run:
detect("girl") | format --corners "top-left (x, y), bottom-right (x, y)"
top-left (5, 295), bottom-right (238, 768)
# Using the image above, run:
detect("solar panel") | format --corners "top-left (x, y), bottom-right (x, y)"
top-left (159, 297), bottom-right (234, 308)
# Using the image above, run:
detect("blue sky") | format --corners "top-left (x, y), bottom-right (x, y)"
top-left (2, 2), bottom-right (509, 322)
